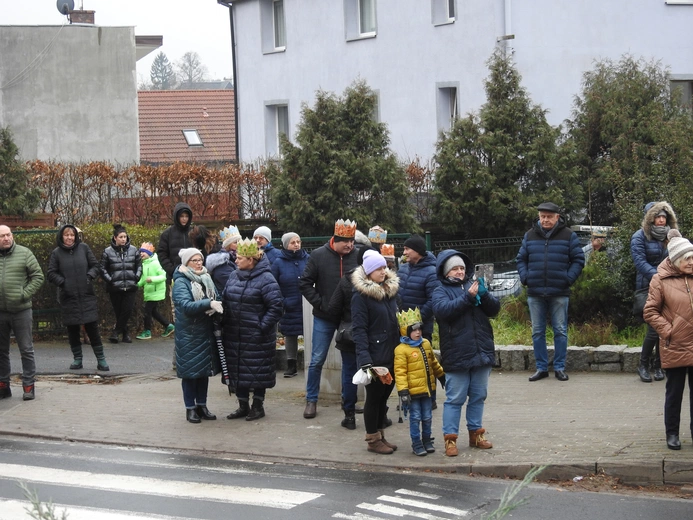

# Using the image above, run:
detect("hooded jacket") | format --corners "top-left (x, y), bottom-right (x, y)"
top-left (47, 224), bottom-right (101, 326)
top-left (432, 250), bottom-right (500, 372)
top-left (0, 240), bottom-right (44, 313)
top-left (351, 267), bottom-right (400, 371)
top-left (222, 255), bottom-right (283, 390)
top-left (516, 216), bottom-right (585, 297)
top-left (101, 235), bottom-right (142, 293)
top-left (206, 249), bottom-right (237, 296)
top-left (137, 253), bottom-right (167, 302)
top-left (157, 202), bottom-right (193, 281)
top-left (261, 242), bottom-right (281, 265)
top-left (396, 251), bottom-right (440, 339)
top-left (271, 248), bottom-right (310, 336)
top-left (299, 240), bottom-right (358, 322)
top-left (394, 338), bottom-right (445, 398)
top-left (631, 201), bottom-right (678, 291)
top-left (643, 258), bottom-right (693, 369)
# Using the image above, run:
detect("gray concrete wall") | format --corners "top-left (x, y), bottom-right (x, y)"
top-left (0, 25), bottom-right (139, 163)
top-left (232, 0), bottom-right (693, 162)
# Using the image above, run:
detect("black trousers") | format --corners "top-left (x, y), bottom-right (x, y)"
top-left (109, 290), bottom-right (137, 333)
top-left (664, 366), bottom-right (693, 436)
top-left (640, 324), bottom-right (661, 368)
top-left (143, 300), bottom-right (168, 330)
top-left (67, 321), bottom-right (102, 347)
top-left (364, 378), bottom-right (394, 434)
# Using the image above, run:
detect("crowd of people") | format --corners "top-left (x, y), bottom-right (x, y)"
top-left (1, 198), bottom-right (692, 455)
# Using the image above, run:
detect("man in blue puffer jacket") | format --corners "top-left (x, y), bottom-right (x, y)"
top-left (516, 202), bottom-right (584, 382)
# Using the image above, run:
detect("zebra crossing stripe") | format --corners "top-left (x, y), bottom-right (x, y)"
top-left (0, 499), bottom-right (190, 520)
top-left (0, 463), bottom-right (322, 509)
top-left (378, 494), bottom-right (470, 516)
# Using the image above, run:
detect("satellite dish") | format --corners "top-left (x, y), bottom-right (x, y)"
top-left (56, 0), bottom-right (74, 15)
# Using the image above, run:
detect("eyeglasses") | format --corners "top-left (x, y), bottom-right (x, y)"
top-left (189, 258), bottom-right (203, 263)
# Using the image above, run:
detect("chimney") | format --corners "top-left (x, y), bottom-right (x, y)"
top-left (69, 10), bottom-right (95, 24)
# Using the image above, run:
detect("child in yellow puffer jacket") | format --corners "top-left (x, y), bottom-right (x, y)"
top-left (394, 308), bottom-right (445, 456)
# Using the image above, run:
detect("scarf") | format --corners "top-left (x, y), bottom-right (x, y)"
top-left (180, 265), bottom-right (217, 301)
top-left (400, 336), bottom-right (423, 347)
top-left (651, 225), bottom-right (670, 242)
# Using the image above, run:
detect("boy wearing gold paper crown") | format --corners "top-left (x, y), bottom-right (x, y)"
top-left (394, 308), bottom-right (445, 456)
top-left (136, 243), bottom-right (174, 340)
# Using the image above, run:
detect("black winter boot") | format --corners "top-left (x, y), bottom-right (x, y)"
top-left (122, 329), bottom-right (132, 343)
top-left (283, 359), bottom-right (298, 378)
top-left (109, 329), bottom-right (119, 344)
top-left (638, 363), bottom-right (652, 383)
top-left (227, 399), bottom-right (250, 419)
top-left (341, 410), bottom-right (356, 430)
top-left (246, 398), bottom-right (265, 421)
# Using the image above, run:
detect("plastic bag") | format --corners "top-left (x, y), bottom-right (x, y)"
top-left (352, 369), bottom-right (371, 385)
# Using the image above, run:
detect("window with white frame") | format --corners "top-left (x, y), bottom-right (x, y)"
top-left (436, 84), bottom-right (459, 132)
top-left (671, 79), bottom-right (693, 113)
top-left (260, 0), bottom-right (286, 54)
top-left (432, 0), bottom-right (455, 26)
top-left (182, 129), bottom-right (203, 147)
top-left (265, 102), bottom-right (289, 156)
top-left (344, 0), bottom-right (377, 41)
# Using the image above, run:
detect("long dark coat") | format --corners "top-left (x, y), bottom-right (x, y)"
top-left (47, 224), bottom-right (101, 326)
top-left (271, 248), bottom-right (309, 336)
top-left (222, 255), bottom-right (283, 390)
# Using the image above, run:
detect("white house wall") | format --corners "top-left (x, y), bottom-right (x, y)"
top-left (0, 25), bottom-right (139, 163)
top-left (232, 0), bottom-right (693, 162)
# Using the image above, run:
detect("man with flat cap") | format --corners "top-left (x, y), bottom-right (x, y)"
top-left (516, 202), bottom-right (584, 382)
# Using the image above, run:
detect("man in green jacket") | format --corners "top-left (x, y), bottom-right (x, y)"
top-left (0, 225), bottom-right (44, 400)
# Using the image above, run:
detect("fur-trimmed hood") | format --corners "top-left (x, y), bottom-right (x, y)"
top-left (351, 266), bottom-right (399, 300)
top-left (642, 201), bottom-right (677, 241)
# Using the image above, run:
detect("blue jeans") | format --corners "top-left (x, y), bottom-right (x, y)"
top-left (0, 309), bottom-right (36, 386)
top-left (527, 295), bottom-right (570, 371)
top-left (181, 377), bottom-right (209, 409)
top-left (409, 395), bottom-right (433, 441)
top-left (442, 366), bottom-right (492, 435)
top-left (305, 316), bottom-right (337, 403)
top-left (340, 350), bottom-right (358, 412)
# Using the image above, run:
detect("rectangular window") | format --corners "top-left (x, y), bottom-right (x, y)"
top-left (436, 84), bottom-right (459, 132)
top-left (448, 0), bottom-right (455, 19)
top-left (671, 80), bottom-right (693, 113)
top-left (182, 129), bottom-right (203, 146)
top-left (345, 0), bottom-right (377, 41)
top-left (359, 0), bottom-right (376, 35)
top-left (432, 0), bottom-right (456, 25)
top-left (273, 0), bottom-right (286, 49)
top-left (265, 102), bottom-right (289, 156)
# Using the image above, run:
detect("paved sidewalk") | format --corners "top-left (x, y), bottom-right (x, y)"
top-left (2, 343), bottom-right (692, 485)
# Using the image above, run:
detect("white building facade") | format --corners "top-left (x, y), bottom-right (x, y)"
top-left (228, 0), bottom-right (693, 162)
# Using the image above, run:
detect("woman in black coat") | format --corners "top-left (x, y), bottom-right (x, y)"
top-left (222, 239), bottom-right (283, 421)
top-left (101, 224), bottom-right (142, 344)
top-left (48, 224), bottom-right (109, 371)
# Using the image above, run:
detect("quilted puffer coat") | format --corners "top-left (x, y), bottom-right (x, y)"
top-left (631, 201), bottom-right (678, 291)
top-left (433, 250), bottom-right (500, 372)
top-left (397, 252), bottom-right (440, 339)
top-left (101, 236), bottom-right (142, 293)
top-left (47, 225), bottom-right (101, 326)
top-left (172, 267), bottom-right (217, 379)
top-left (643, 258), bottom-right (693, 369)
top-left (222, 255), bottom-right (283, 390)
top-left (351, 267), bottom-right (400, 372)
top-left (271, 248), bottom-right (309, 336)
top-left (137, 253), bottom-right (167, 302)
top-left (0, 241), bottom-right (44, 313)
top-left (394, 338), bottom-right (444, 398)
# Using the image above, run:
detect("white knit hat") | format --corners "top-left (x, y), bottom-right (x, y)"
top-left (179, 247), bottom-right (203, 267)
top-left (282, 232), bottom-right (299, 249)
top-left (667, 229), bottom-right (693, 265)
top-left (253, 226), bottom-right (272, 243)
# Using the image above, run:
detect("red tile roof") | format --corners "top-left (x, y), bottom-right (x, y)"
top-left (138, 90), bottom-right (236, 163)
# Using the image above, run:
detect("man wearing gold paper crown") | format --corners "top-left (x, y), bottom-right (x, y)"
top-left (299, 219), bottom-right (358, 419)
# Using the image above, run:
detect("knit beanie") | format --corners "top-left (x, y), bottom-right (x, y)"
top-left (139, 242), bottom-right (155, 256)
top-left (253, 226), bottom-right (272, 243)
top-left (667, 229), bottom-right (693, 265)
top-left (179, 247), bottom-right (203, 267)
top-left (282, 232), bottom-right (299, 249)
top-left (403, 235), bottom-right (427, 257)
top-left (362, 250), bottom-right (387, 275)
top-left (443, 255), bottom-right (466, 276)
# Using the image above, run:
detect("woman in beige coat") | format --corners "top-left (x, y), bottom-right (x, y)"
top-left (643, 229), bottom-right (693, 450)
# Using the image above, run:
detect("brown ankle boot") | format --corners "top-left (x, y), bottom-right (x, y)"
top-left (366, 432), bottom-right (394, 454)
top-left (469, 428), bottom-right (493, 449)
top-left (444, 434), bottom-right (458, 456)
top-left (378, 429), bottom-right (398, 451)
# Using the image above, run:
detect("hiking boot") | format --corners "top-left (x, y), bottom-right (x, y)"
top-left (283, 359), bottom-right (298, 378)
top-left (379, 429), bottom-right (398, 451)
top-left (227, 399), bottom-right (250, 419)
top-left (136, 330), bottom-right (152, 340)
top-left (469, 428), bottom-right (493, 449)
top-left (365, 432), bottom-right (393, 455)
top-left (162, 324), bottom-right (175, 337)
top-left (444, 434), bottom-right (458, 457)
top-left (0, 381), bottom-right (11, 399)
top-left (22, 384), bottom-right (35, 401)
top-left (412, 438), bottom-right (427, 456)
top-left (246, 398), bottom-right (265, 421)
top-left (341, 411), bottom-right (356, 430)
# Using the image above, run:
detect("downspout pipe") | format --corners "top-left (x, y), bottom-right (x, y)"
top-left (218, 0), bottom-right (240, 164)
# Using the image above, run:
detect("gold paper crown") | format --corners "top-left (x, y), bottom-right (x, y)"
top-left (381, 243), bottom-right (395, 258)
top-left (368, 226), bottom-right (387, 244)
top-left (236, 237), bottom-right (260, 258)
top-left (334, 219), bottom-right (357, 238)
top-left (397, 308), bottom-right (422, 336)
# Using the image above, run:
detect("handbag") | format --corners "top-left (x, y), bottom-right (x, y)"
top-left (335, 320), bottom-right (354, 346)
top-left (632, 287), bottom-right (649, 317)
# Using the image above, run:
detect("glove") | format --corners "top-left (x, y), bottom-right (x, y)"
top-left (477, 276), bottom-right (488, 296)
top-left (438, 375), bottom-right (446, 389)
top-left (210, 300), bottom-right (223, 314)
top-left (361, 363), bottom-right (372, 373)
top-left (398, 390), bottom-right (410, 417)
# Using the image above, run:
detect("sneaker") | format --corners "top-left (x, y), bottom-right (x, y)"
top-left (0, 381), bottom-right (11, 399)
top-left (136, 330), bottom-right (152, 340)
top-left (22, 384), bottom-right (35, 401)
top-left (162, 324), bottom-right (175, 337)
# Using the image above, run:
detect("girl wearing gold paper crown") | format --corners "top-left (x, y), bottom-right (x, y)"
top-left (394, 308), bottom-right (445, 456)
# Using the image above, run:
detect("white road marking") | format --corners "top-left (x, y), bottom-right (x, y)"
top-left (356, 502), bottom-right (452, 520)
top-left (332, 512), bottom-right (389, 520)
top-left (378, 494), bottom-right (470, 516)
top-left (394, 488), bottom-right (441, 499)
top-left (0, 498), bottom-right (190, 520)
top-left (0, 463), bottom-right (321, 509)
